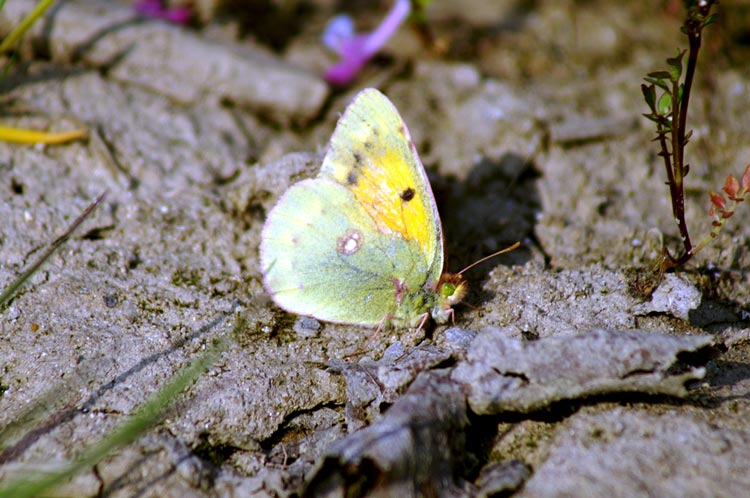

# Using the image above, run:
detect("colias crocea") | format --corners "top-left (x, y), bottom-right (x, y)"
top-left (260, 88), bottom-right (466, 329)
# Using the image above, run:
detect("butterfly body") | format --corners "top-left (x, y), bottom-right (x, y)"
top-left (260, 88), bottom-right (465, 328)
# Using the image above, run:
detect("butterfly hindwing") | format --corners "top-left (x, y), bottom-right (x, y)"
top-left (260, 179), bottom-right (430, 326)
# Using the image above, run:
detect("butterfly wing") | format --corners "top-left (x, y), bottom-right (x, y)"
top-left (319, 88), bottom-right (444, 284)
top-left (260, 178), bottom-right (428, 326)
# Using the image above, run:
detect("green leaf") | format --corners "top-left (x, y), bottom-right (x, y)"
top-left (644, 73), bottom-right (672, 92)
top-left (657, 92), bottom-right (672, 116)
top-left (666, 60), bottom-right (683, 82)
top-left (641, 84), bottom-right (656, 110)
top-left (647, 71), bottom-right (672, 80)
top-left (653, 79), bottom-right (670, 92)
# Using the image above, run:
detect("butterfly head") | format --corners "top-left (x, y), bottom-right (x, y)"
top-left (431, 273), bottom-right (468, 324)
top-left (428, 242), bottom-right (521, 325)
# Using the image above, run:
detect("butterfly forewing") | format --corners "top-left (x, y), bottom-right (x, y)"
top-left (319, 89), bottom-right (444, 281)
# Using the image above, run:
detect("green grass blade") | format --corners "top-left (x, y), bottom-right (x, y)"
top-left (0, 0), bottom-right (57, 54)
top-left (0, 336), bottom-right (226, 497)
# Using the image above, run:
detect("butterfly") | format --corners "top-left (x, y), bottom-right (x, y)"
top-left (260, 88), bottom-right (471, 330)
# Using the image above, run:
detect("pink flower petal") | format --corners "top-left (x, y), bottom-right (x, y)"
top-left (134, 0), bottom-right (192, 24)
top-left (323, 0), bottom-right (411, 85)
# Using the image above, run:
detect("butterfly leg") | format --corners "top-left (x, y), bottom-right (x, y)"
top-left (415, 311), bottom-right (430, 333)
top-left (376, 313), bottom-right (394, 334)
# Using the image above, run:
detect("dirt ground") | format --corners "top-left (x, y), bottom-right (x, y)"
top-left (1, 1), bottom-right (750, 497)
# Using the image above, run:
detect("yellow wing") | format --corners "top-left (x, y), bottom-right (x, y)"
top-left (319, 88), bottom-right (443, 274)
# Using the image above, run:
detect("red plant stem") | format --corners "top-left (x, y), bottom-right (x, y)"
top-left (664, 4), bottom-right (713, 269)
top-left (676, 12), bottom-right (706, 256)
top-left (669, 73), bottom-right (691, 259)
top-left (659, 124), bottom-right (677, 239)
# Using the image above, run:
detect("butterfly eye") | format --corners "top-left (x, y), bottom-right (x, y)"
top-left (440, 282), bottom-right (456, 297)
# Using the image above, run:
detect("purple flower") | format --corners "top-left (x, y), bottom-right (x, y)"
top-left (134, 0), bottom-right (192, 24)
top-left (323, 0), bottom-right (411, 85)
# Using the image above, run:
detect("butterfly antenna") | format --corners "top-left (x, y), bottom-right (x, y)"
top-left (456, 241), bottom-right (521, 276)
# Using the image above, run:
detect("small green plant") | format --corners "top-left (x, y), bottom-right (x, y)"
top-left (641, 0), bottom-right (749, 272)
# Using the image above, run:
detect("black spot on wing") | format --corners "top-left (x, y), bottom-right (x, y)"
top-left (347, 170), bottom-right (358, 185)
top-left (400, 187), bottom-right (415, 202)
top-left (345, 152), bottom-right (364, 185)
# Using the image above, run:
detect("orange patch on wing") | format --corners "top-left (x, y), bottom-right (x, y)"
top-left (320, 88), bottom-right (439, 263)
top-left (345, 140), bottom-right (434, 257)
